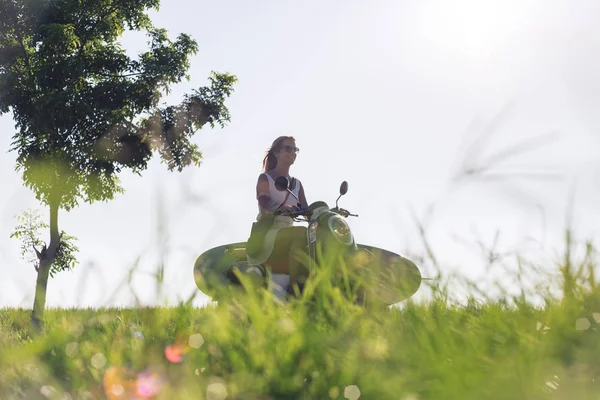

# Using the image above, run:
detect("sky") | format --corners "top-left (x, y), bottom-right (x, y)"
top-left (2, 0), bottom-right (600, 308)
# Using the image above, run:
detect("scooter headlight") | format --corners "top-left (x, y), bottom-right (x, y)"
top-left (328, 215), bottom-right (353, 245)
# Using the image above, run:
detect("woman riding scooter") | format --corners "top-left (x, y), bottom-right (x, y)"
top-left (246, 136), bottom-right (309, 296)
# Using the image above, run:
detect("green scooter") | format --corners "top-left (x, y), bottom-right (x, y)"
top-left (193, 177), bottom-right (422, 306)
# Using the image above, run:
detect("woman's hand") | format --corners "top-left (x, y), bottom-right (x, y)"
top-left (278, 205), bottom-right (295, 214)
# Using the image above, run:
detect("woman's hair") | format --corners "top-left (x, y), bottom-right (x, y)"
top-left (262, 135), bottom-right (295, 171)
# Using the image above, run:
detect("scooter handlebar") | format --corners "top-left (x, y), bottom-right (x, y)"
top-left (333, 207), bottom-right (358, 218)
top-left (276, 206), bottom-right (357, 219)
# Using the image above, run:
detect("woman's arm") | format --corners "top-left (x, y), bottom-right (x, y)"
top-left (256, 174), bottom-right (275, 217)
top-left (299, 181), bottom-right (308, 209)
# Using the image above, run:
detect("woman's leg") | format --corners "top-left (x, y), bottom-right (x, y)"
top-left (265, 226), bottom-right (308, 291)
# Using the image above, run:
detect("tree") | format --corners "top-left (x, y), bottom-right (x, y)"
top-left (10, 209), bottom-right (79, 277)
top-left (0, 0), bottom-right (237, 330)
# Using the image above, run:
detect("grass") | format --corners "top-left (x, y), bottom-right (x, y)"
top-left (1, 236), bottom-right (599, 400)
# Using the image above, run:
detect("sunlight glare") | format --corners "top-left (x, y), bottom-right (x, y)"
top-left (417, 0), bottom-right (531, 59)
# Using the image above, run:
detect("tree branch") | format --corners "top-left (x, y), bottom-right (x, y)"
top-left (33, 243), bottom-right (46, 272)
top-left (33, 244), bottom-right (41, 259)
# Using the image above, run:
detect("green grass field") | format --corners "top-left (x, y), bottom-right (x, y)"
top-left (1, 240), bottom-right (599, 400)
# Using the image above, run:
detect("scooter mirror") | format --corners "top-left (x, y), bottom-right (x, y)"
top-left (335, 181), bottom-right (349, 209)
top-left (339, 181), bottom-right (348, 196)
top-left (274, 176), bottom-right (289, 192)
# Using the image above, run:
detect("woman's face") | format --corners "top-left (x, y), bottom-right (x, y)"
top-left (275, 139), bottom-right (298, 166)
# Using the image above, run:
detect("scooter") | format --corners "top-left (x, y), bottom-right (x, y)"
top-left (193, 177), bottom-right (422, 306)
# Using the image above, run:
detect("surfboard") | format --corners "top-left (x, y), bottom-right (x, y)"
top-left (193, 241), bottom-right (422, 305)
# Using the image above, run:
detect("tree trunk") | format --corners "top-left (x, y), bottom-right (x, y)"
top-left (31, 199), bottom-right (60, 331)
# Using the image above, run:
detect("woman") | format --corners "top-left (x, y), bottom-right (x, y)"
top-left (246, 136), bottom-right (309, 296)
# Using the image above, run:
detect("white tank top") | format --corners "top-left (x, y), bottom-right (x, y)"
top-left (258, 173), bottom-right (301, 213)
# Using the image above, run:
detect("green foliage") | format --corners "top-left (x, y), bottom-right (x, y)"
top-left (0, 0), bottom-right (237, 210)
top-left (9, 209), bottom-right (46, 267)
top-left (10, 209), bottom-right (79, 277)
top-left (139, 72), bottom-right (238, 172)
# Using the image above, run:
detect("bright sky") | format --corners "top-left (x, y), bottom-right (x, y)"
top-left (2, 0), bottom-right (600, 308)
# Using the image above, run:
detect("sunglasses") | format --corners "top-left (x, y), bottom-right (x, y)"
top-left (281, 145), bottom-right (299, 154)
